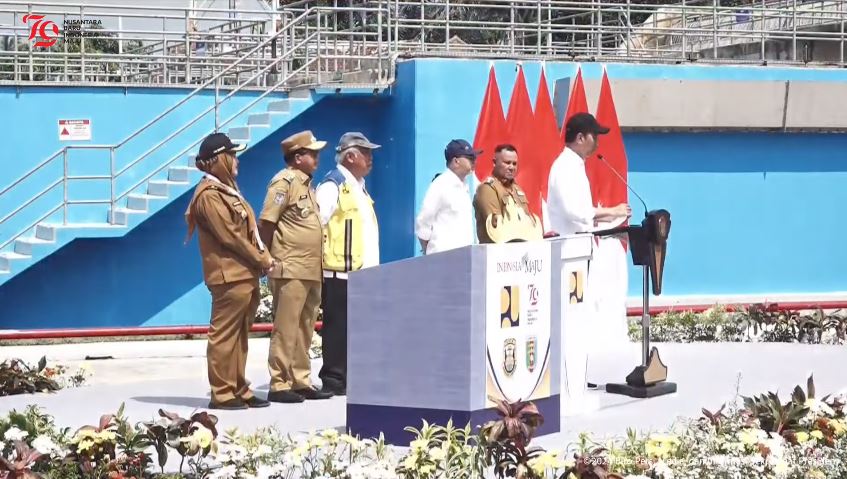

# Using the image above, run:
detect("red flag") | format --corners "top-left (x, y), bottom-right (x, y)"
top-left (560, 68), bottom-right (589, 143)
top-left (533, 68), bottom-right (564, 204)
top-left (589, 68), bottom-right (629, 248)
top-left (509, 67), bottom-right (542, 218)
top-left (473, 66), bottom-right (508, 182)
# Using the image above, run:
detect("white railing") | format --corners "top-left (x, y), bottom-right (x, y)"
top-left (0, 3), bottom-right (393, 252)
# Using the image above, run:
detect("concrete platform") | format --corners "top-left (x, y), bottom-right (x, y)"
top-left (2, 339), bottom-right (846, 454)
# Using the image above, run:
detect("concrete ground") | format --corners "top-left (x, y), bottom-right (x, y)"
top-left (2, 339), bottom-right (846, 455)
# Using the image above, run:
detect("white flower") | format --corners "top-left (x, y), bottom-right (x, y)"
top-left (0, 441), bottom-right (5, 451)
top-left (210, 464), bottom-right (237, 479)
top-left (4, 427), bottom-right (28, 442)
top-left (31, 435), bottom-right (60, 455)
top-left (347, 461), bottom-right (396, 479)
top-left (254, 444), bottom-right (273, 457)
top-left (256, 464), bottom-right (286, 479)
top-left (651, 459), bottom-right (674, 478)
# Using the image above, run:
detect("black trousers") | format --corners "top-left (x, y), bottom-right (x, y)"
top-left (319, 276), bottom-right (347, 390)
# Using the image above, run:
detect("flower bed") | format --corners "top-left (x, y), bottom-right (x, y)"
top-left (0, 356), bottom-right (91, 397)
top-left (2, 376), bottom-right (846, 478)
top-left (629, 305), bottom-right (847, 344)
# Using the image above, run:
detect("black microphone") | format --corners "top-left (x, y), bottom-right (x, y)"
top-left (597, 154), bottom-right (648, 219)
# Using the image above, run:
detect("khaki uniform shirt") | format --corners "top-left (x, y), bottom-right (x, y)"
top-left (192, 181), bottom-right (268, 285)
top-left (259, 167), bottom-right (323, 281)
top-left (473, 176), bottom-right (531, 244)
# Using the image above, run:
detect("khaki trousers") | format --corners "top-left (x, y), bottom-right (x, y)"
top-left (207, 279), bottom-right (259, 403)
top-left (268, 278), bottom-right (321, 392)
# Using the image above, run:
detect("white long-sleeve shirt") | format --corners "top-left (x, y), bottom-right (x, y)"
top-left (414, 168), bottom-right (474, 255)
top-left (315, 164), bottom-right (380, 269)
top-left (547, 147), bottom-right (595, 236)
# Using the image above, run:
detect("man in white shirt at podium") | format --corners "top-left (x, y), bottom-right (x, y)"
top-left (547, 112), bottom-right (631, 390)
top-left (414, 139), bottom-right (478, 255)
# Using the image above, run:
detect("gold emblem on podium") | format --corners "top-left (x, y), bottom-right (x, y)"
top-left (568, 271), bottom-right (584, 304)
top-left (500, 285), bottom-right (520, 328)
top-left (486, 196), bottom-right (543, 243)
top-left (503, 338), bottom-right (517, 376)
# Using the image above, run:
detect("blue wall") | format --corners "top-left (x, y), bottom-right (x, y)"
top-left (2, 58), bottom-right (847, 329)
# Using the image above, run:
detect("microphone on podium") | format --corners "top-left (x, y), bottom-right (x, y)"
top-left (596, 154), bottom-right (648, 219)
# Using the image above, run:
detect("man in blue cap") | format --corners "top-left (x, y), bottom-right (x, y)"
top-left (414, 139), bottom-right (479, 255)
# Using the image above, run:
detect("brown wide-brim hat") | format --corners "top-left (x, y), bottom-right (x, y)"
top-left (281, 130), bottom-right (327, 157)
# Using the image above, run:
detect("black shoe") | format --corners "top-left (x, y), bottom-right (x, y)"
top-left (587, 382), bottom-right (599, 390)
top-left (267, 390), bottom-right (305, 403)
top-left (244, 396), bottom-right (270, 408)
top-left (208, 398), bottom-right (248, 410)
top-left (294, 387), bottom-right (334, 400)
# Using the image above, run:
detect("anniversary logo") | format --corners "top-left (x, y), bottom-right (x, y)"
top-left (485, 242), bottom-right (552, 406)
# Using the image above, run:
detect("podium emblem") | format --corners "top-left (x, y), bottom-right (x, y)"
top-left (568, 271), bottom-right (584, 304)
top-left (525, 336), bottom-right (536, 372)
top-left (503, 338), bottom-right (517, 376)
top-left (500, 285), bottom-right (520, 328)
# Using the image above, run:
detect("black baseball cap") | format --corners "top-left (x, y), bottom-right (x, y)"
top-left (444, 139), bottom-right (482, 162)
top-left (564, 112), bottom-right (610, 142)
top-left (196, 132), bottom-right (247, 162)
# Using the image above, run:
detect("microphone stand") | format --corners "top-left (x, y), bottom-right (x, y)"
top-left (592, 155), bottom-right (676, 398)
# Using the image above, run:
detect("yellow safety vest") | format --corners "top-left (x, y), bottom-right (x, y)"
top-left (321, 169), bottom-right (377, 272)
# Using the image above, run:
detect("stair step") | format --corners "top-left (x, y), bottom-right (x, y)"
top-left (268, 100), bottom-right (291, 113)
top-left (127, 193), bottom-right (168, 212)
top-left (169, 165), bottom-right (200, 182)
top-left (0, 252), bottom-right (30, 272)
top-left (14, 237), bottom-right (54, 256)
top-left (110, 207), bottom-right (143, 226)
top-left (228, 126), bottom-right (251, 142)
top-left (248, 113), bottom-right (271, 127)
top-left (36, 224), bottom-right (57, 241)
top-left (149, 179), bottom-right (189, 197)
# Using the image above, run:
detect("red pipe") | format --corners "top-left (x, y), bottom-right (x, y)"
top-left (0, 321), bottom-right (321, 341)
top-left (625, 301), bottom-right (847, 317)
top-left (1, 301), bottom-right (845, 341)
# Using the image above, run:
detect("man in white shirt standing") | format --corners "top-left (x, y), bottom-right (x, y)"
top-left (415, 139), bottom-right (478, 255)
top-left (314, 132), bottom-right (381, 396)
top-left (547, 112), bottom-right (631, 393)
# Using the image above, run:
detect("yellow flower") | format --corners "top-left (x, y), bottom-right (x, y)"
top-left (645, 434), bottom-right (679, 458)
top-left (529, 451), bottom-right (565, 476)
top-left (429, 446), bottom-right (446, 462)
top-left (409, 439), bottom-right (428, 452)
top-left (808, 469), bottom-right (826, 479)
top-left (403, 454), bottom-right (417, 469)
top-left (77, 439), bottom-right (95, 452)
top-left (774, 460), bottom-right (789, 475)
top-left (308, 436), bottom-right (326, 449)
top-left (96, 430), bottom-right (116, 443)
top-left (72, 429), bottom-right (97, 443)
top-left (737, 428), bottom-right (766, 446)
top-left (796, 431), bottom-right (810, 443)
top-left (810, 430), bottom-right (824, 441)
top-left (340, 434), bottom-right (360, 446)
top-left (193, 426), bottom-right (213, 448)
top-left (831, 419), bottom-right (847, 436)
top-left (419, 464), bottom-right (435, 475)
top-left (320, 429), bottom-right (339, 442)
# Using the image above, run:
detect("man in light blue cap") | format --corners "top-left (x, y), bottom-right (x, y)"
top-left (314, 131), bottom-right (382, 395)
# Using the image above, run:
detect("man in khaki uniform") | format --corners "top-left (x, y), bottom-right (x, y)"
top-left (259, 130), bottom-right (334, 403)
top-left (185, 132), bottom-right (274, 410)
top-left (473, 144), bottom-right (533, 243)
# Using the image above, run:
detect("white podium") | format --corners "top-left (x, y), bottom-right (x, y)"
top-left (345, 235), bottom-right (594, 444)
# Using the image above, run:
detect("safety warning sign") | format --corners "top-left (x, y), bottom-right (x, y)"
top-left (58, 119), bottom-right (91, 141)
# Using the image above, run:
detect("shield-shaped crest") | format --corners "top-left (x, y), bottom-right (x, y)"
top-left (503, 338), bottom-right (517, 376)
top-left (525, 336), bottom-right (536, 372)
